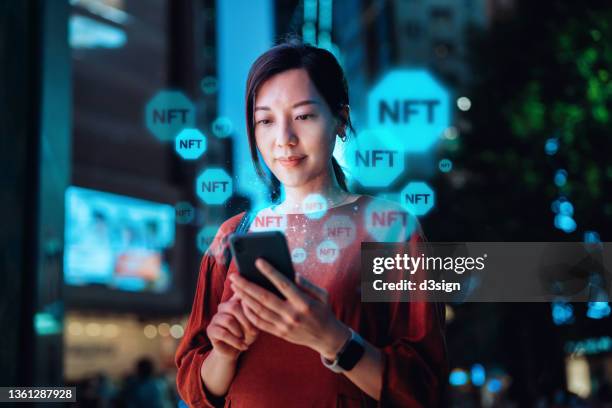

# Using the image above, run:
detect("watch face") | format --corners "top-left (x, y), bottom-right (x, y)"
top-left (338, 335), bottom-right (366, 371)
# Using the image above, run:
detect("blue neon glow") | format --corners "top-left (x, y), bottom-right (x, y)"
top-left (175, 128), bottom-right (207, 160)
top-left (554, 214), bottom-right (576, 233)
top-left (584, 231), bottom-right (601, 244)
top-left (554, 169), bottom-right (568, 187)
top-left (471, 364), bottom-right (486, 387)
top-left (545, 138), bottom-right (559, 155)
top-left (551, 200), bottom-right (560, 213)
top-left (344, 129), bottom-right (405, 187)
top-left (69, 15), bottom-right (127, 49)
top-left (196, 168), bottom-right (233, 205)
top-left (145, 91), bottom-right (196, 142)
top-left (566, 336), bottom-right (612, 355)
top-left (438, 158), bottom-right (453, 173)
top-left (559, 201), bottom-right (574, 216)
top-left (449, 370), bottom-right (468, 386)
top-left (400, 181), bottom-right (436, 216)
top-left (552, 301), bottom-right (574, 325)
top-left (368, 69), bottom-right (450, 152)
top-left (486, 379), bottom-right (502, 393)
top-left (587, 302), bottom-right (611, 319)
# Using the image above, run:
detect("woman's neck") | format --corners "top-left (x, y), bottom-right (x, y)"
top-left (273, 173), bottom-right (349, 214)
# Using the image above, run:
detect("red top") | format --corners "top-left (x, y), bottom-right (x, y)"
top-left (175, 196), bottom-right (448, 407)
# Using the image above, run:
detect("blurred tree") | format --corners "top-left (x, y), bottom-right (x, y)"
top-left (439, 1), bottom-right (612, 404)
top-left (444, 0), bottom-right (612, 241)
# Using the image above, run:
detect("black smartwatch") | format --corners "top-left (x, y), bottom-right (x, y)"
top-left (321, 328), bottom-right (366, 373)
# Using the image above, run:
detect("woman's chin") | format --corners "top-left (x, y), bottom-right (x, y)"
top-left (277, 176), bottom-right (307, 188)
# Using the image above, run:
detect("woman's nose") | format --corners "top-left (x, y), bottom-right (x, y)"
top-left (275, 120), bottom-right (298, 147)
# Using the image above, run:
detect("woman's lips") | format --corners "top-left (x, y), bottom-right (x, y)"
top-left (277, 156), bottom-right (306, 168)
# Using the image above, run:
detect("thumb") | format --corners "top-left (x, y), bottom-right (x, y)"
top-left (295, 274), bottom-right (329, 304)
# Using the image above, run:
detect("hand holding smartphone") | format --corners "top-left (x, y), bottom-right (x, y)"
top-left (229, 231), bottom-right (296, 299)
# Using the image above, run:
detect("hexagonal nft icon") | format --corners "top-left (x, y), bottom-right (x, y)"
top-left (400, 181), bottom-right (435, 216)
top-left (345, 129), bottom-right (405, 188)
top-left (196, 168), bottom-right (233, 205)
top-left (146, 90), bottom-right (196, 141)
top-left (212, 116), bottom-right (234, 138)
top-left (368, 69), bottom-right (450, 152)
top-left (175, 201), bottom-right (195, 224)
top-left (323, 215), bottom-right (357, 249)
top-left (175, 128), bottom-right (207, 160)
top-left (197, 225), bottom-right (219, 254)
top-left (364, 199), bottom-right (417, 242)
top-left (303, 193), bottom-right (328, 219)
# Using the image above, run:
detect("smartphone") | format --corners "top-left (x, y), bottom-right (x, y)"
top-left (229, 231), bottom-right (296, 299)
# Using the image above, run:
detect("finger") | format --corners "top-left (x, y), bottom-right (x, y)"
top-left (230, 272), bottom-right (287, 311)
top-left (232, 284), bottom-right (284, 325)
top-left (208, 326), bottom-right (247, 351)
top-left (216, 313), bottom-right (244, 339)
top-left (219, 298), bottom-right (254, 334)
top-left (295, 274), bottom-right (329, 304)
top-left (254, 258), bottom-right (307, 306)
top-left (242, 303), bottom-right (283, 337)
top-left (228, 300), bottom-right (259, 337)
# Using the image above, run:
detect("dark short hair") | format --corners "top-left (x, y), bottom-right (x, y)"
top-left (245, 41), bottom-right (354, 197)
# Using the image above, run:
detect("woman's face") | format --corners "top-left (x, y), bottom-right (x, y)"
top-left (253, 68), bottom-right (340, 189)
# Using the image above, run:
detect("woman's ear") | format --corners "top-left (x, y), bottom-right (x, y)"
top-left (336, 104), bottom-right (350, 136)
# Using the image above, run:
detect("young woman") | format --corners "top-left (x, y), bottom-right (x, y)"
top-left (175, 41), bottom-right (447, 407)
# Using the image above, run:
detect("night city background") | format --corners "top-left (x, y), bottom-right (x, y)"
top-left (1, 0), bottom-right (611, 406)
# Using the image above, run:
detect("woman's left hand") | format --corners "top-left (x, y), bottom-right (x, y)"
top-left (229, 258), bottom-right (350, 360)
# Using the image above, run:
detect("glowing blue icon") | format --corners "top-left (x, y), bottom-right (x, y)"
top-left (201, 76), bottom-right (218, 95)
top-left (316, 239), bottom-right (340, 264)
top-left (175, 129), bottom-right (207, 160)
top-left (559, 201), bottom-right (573, 216)
top-left (212, 116), bottom-right (234, 138)
top-left (584, 231), bottom-right (602, 253)
top-left (345, 129), bottom-right (405, 187)
top-left (554, 169), bottom-right (567, 187)
top-left (303, 194), bottom-right (328, 219)
top-left (400, 182), bottom-right (435, 216)
top-left (323, 215), bottom-right (356, 249)
top-left (291, 247), bottom-right (307, 264)
top-left (197, 225), bottom-right (219, 254)
top-left (364, 200), bottom-right (417, 242)
top-left (175, 201), bottom-right (195, 224)
top-left (196, 168), bottom-right (233, 205)
top-left (471, 364), bottom-right (486, 387)
top-left (587, 302), bottom-right (611, 319)
top-left (551, 196), bottom-right (569, 214)
top-left (438, 158), bottom-right (453, 173)
top-left (552, 301), bottom-right (574, 325)
top-left (145, 90), bottom-right (195, 141)
top-left (545, 138), bottom-right (559, 155)
top-left (449, 369), bottom-right (468, 386)
top-left (486, 379), bottom-right (502, 393)
top-left (368, 69), bottom-right (450, 152)
top-left (554, 214), bottom-right (576, 233)
top-left (584, 231), bottom-right (600, 244)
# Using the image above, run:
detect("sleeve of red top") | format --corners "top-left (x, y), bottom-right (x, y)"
top-left (378, 227), bottom-right (449, 407)
top-left (174, 215), bottom-right (242, 408)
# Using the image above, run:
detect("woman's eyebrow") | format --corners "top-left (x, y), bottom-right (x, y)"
top-left (254, 100), bottom-right (319, 112)
top-left (292, 100), bottom-right (319, 109)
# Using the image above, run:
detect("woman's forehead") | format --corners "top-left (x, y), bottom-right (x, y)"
top-left (255, 68), bottom-right (322, 108)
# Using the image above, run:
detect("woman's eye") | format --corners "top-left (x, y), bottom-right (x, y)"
top-left (296, 114), bottom-right (315, 120)
top-left (256, 119), bottom-right (272, 125)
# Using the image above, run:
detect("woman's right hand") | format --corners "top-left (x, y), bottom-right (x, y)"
top-left (206, 293), bottom-right (259, 360)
